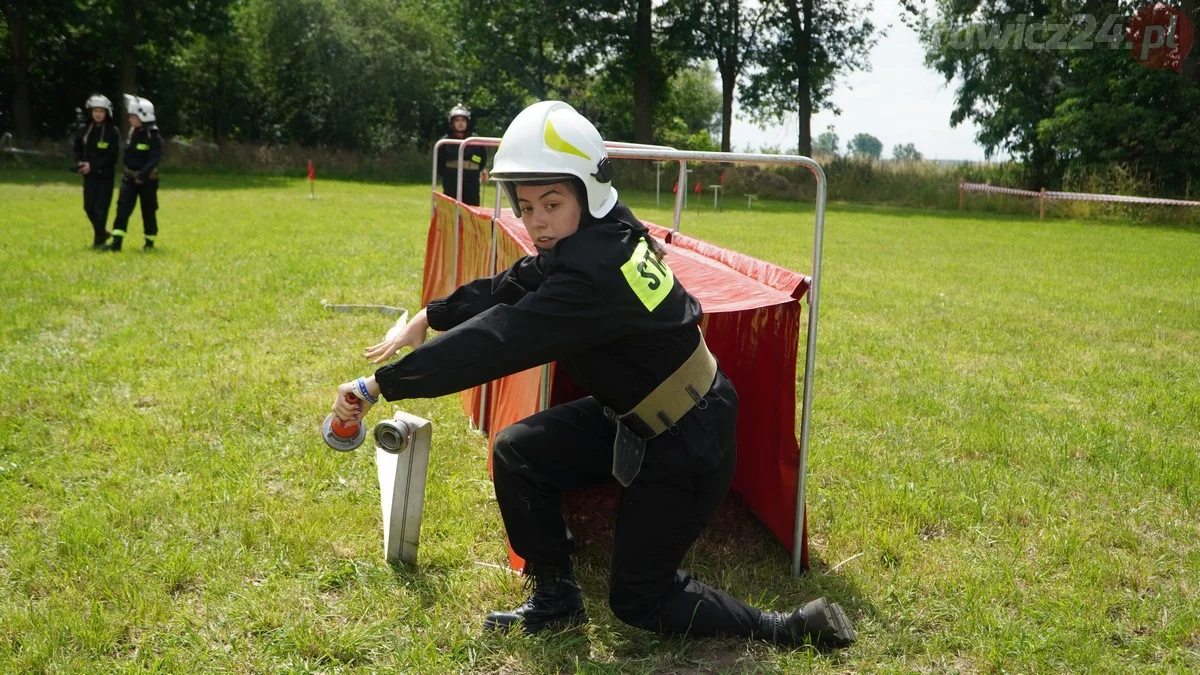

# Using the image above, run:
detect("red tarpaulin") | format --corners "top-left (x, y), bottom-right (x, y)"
top-left (421, 200), bottom-right (813, 570)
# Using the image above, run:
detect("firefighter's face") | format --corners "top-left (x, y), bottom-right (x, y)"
top-left (516, 183), bottom-right (582, 249)
top-left (91, 108), bottom-right (107, 123)
top-left (128, 114), bottom-right (143, 129)
top-left (451, 116), bottom-right (468, 133)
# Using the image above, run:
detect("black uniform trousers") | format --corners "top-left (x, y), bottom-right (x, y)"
top-left (82, 174), bottom-right (115, 243)
top-left (492, 371), bottom-right (765, 638)
top-left (442, 174), bottom-right (481, 207)
top-left (111, 175), bottom-right (159, 243)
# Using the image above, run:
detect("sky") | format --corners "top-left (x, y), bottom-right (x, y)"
top-left (728, 1), bottom-right (991, 161)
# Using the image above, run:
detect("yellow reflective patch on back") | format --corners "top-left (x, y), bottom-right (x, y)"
top-left (620, 239), bottom-right (674, 312)
top-left (136, 143), bottom-right (150, 150)
top-left (97, 142), bottom-right (109, 149)
top-left (543, 120), bottom-right (590, 160)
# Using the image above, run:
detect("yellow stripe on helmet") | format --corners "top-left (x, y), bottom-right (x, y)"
top-left (543, 119), bottom-right (590, 160)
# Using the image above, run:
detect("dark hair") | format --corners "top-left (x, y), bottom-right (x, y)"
top-left (570, 177), bottom-right (667, 259)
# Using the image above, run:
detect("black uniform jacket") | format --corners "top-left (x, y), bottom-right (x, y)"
top-left (123, 126), bottom-right (163, 181)
top-left (437, 134), bottom-right (488, 178)
top-left (73, 122), bottom-right (120, 176)
top-left (375, 202), bottom-right (703, 414)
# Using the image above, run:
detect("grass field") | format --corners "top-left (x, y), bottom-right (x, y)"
top-left (1, 170), bottom-right (1198, 673)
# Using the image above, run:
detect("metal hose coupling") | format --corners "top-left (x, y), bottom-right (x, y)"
top-left (373, 419), bottom-right (415, 454)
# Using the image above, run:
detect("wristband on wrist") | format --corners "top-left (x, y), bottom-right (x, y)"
top-left (355, 377), bottom-right (379, 404)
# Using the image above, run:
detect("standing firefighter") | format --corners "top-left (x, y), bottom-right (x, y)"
top-left (333, 101), bottom-right (856, 648)
top-left (436, 104), bottom-right (487, 206)
top-left (106, 94), bottom-right (162, 252)
top-left (73, 94), bottom-right (120, 249)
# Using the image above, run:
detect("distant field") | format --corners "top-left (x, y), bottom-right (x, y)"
top-left (1, 170), bottom-right (1197, 673)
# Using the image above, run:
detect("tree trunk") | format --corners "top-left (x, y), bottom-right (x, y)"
top-left (1030, 139), bottom-right (1050, 191)
top-left (633, 0), bottom-right (654, 144)
top-left (719, 60), bottom-right (735, 152)
top-left (213, 46), bottom-right (225, 144)
top-left (120, 0), bottom-right (138, 137)
top-left (717, 0), bottom-right (739, 152)
top-left (2, 1), bottom-right (33, 142)
top-left (785, 0), bottom-right (812, 156)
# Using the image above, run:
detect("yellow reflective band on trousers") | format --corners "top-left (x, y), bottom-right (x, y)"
top-left (112, 229), bottom-right (126, 237)
top-left (543, 119), bottom-right (590, 160)
top-left (620, 239), bottom-right (674, 312)
top-left (144, 234), bottom-right (157, 241)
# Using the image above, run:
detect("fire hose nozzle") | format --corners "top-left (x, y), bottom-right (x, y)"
top-left (322, 392), bottom-right (367, 451)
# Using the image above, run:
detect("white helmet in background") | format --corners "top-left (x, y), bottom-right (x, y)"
top-left (85, 94), bottom-right (113, 117)
top-left (489, 100), bottom-right (617, 218)
top-left (123, 94), bottom-right (156, 123)
top-left (448, 104), bottom-right (471, 121)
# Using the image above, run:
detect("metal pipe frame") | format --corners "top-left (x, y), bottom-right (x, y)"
top-left (430, 142), bottom-right (826, 577)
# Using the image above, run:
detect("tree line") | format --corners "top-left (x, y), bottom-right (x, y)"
top-left (0, 0), bottom-right (877, 156)
top-left (3, 0), bottom-right (1197, 196)
top-left (917, 0), bottom-right (1200, 194)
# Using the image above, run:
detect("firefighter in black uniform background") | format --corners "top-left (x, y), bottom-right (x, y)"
top-left (74, 94), bottom-right (120, 249)
top-left (106, 94), bottom-right (162, 252)
top-left (436, 104), bottom-right (487, 206)
top-left (331, 101), bottom-right (856, 649)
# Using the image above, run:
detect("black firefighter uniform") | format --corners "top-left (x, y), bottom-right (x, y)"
top-left (437, 134), bottom-right (488, 206)
top-left (73, 120), bottom-right (120, 246)
top-left (109, 125), bottom-right (163, 250)
top-left (371, 203), bottom-right (784, 639)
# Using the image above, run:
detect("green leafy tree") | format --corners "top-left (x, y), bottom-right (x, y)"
top-left (892, 142), bottom-right (922, 161)
top-left (240, 0), bottom-right (455, 149)
top-left (662, 0), bottom-right (761, 151)
top-left (919, 0), bottom-right (1072, 188)
top-left (848, 132), bottom-right (882, 159)
top-left (1, 0), bottom-right (99, 139)
top-left (740, 0), bottom-right (879, 156)
top-left (653, 66), bottom-right (721, 149)
top-left (813, 125), bottom-right (838, 155)
top-left (920, 0), bottom-right (1200, 192)
top-left (454, 0), bottom-right (601, 134)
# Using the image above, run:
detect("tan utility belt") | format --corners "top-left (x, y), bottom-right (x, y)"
top-left (124, 168), bottom-right (159, 180)
top-left (608, 330), bottom-right (718, 440)
top-left (444, 161), bottom-right (482, 171)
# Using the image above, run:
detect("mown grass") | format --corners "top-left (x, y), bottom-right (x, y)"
top-left (1, 170), bottom-right (1198, 673)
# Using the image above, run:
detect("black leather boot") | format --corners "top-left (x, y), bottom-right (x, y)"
top-left (483, 562), bottom-right (587, 634)
top-left (758, 597), bottom-right (856, 649)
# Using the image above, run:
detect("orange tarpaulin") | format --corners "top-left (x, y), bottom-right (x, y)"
top-left (455, 203), bottom-right (493, 426)
top-left (420, 200), bottom-right (812, 570)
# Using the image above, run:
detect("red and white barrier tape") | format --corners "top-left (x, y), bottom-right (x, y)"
top-left (1043, 190), bottom-right (1200, 207)
top-left (961, 183), bottom-right (1041, 198)
top-left (961, 182), bottom-right (1200, 207)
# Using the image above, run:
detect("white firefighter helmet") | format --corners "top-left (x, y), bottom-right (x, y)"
top-left (448, 104), bottom-right (471, 121)
top-left (85, 94), bottom-right (113, 117)
top-left (123, 94), bottom-right (156, 123)
top-left (489, 100), bottom-right (617, 218)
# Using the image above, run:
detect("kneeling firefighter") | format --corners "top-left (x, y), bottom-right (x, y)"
top-left (331, 100), bottom-right (856, 648)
